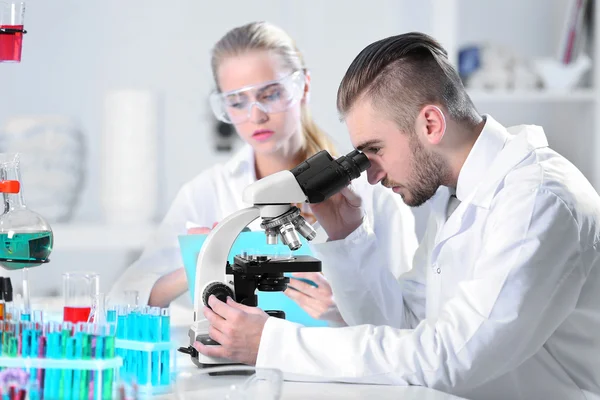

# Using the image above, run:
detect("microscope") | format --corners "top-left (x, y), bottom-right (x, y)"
top-left (178, 149), bottom-right (370, 368)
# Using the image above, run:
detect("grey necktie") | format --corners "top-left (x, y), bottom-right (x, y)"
top-left (446, 194), bottom-right (461, 221)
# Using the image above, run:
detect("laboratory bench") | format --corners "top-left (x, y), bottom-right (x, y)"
top-left (158, 326), bottom-right (467, 400)
top-left (27, 297), bottom-right (466, 400)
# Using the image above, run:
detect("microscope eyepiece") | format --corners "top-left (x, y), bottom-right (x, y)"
top-left (339, 150), bottom-right (371, 180)
top-left (290, 149), bottom-right (371, 203)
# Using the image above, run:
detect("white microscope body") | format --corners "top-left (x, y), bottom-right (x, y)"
top-left (189, 170), bottom-right (309, 367)
top-left (179, 149), bottom-right (371, 368)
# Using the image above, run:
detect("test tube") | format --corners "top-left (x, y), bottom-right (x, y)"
top-left (139, 308), bottom-right (150, 385)
top-left (123, 290), bottom-right (139, 308)
top-left (0, 1), bottom-right (27, 63)
top-left (160, 308), bottom-right (170, 385)
top-left (43, 321), bottom-right (56, 400)
top-left (149, 307), bottom-right (160, 386)
top-left (0, 320), bottom-right (4, 355)
top-left (80, 323), bottom-right (93, 400)
top-left (107, 305), bottom-right (117, 323)
top-left (115, 305), bottom-right (127, 379)
top-left (3, 277), bottom-right (13, 319)
top-left (0, 279), bottom-right (5, 321)
top-left (21, 320), bottom-right (32, 358)
top-left (126, 306), bottom-right (140, 384)
top-left (102, 323), bottom-right (116, 400)
top-left (22, 267), bottom-right (31, 320)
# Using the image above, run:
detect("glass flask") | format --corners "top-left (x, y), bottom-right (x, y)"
top-left (88, 292), bottom-right (107, 324)
top-left (0, 153), bottom-right (53, 270)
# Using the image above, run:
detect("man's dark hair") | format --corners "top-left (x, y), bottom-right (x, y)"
top-left (337, 32), bottom-right (478, 131)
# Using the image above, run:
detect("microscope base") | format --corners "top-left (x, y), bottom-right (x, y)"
top-left (185, 312), bottom-right (286, 374)
top-left (189, 336), bottom-right (253, 375)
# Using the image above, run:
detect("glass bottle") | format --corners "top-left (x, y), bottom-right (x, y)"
top-left (0, 153), bottom-right (53, 270)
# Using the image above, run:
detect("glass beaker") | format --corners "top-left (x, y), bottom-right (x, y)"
top-left (63, 271), bottom-right (99, 323)
top-left (0, 153), bottom-right (53, 270)
top-left (0, 1), bottom-right (26, 62)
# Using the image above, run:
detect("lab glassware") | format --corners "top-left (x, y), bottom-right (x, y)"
top-left (175, 366), bottom-right (283, 400)
top-left (0, 153), bottom-right (53, 270)
top-left (0, 1), bottom-right (25, 62)
top-left (63, 272), bottom-right (99, 323)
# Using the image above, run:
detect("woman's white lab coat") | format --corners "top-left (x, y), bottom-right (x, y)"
top-left (109, 145), bottom-right (418, 310)
top-left (256, 116), bottom-right (600, 400)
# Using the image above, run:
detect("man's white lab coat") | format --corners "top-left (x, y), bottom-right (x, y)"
top-left (257, 116), bottom-right (600, 400)
top-left (110, 145), bottom-right (418, 310)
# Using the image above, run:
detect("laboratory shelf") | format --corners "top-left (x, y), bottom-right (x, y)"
top-left (468, 89), bottom-right (596, 103)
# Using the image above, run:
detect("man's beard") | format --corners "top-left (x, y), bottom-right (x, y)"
top-left (383, 135), bottom-right (450, 207)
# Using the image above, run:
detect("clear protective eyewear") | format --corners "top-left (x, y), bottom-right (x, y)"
top-left (210, 70), bottom-right (305, 124)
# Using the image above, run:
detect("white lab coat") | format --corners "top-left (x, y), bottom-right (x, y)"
top-left (109, 145), bottom-right (418, 311)
top-left (257, 116), bottom-right (600, 400)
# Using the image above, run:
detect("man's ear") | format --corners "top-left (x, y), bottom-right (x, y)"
top-left (419, 105), bottom-right (446, 145)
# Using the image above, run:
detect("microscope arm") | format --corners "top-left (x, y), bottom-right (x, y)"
top-left (193, 206), bottom-right (260, 319)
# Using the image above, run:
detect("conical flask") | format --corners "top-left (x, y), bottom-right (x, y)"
top-left (88, 292), bottom-right (107, 325)
top-left (0, 153), bottom-right (53, 270)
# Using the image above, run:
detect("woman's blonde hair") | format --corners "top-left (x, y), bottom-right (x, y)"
top-left (211, 21), bottom-right (337, 159)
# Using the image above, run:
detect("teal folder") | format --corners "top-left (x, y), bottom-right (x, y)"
top-left (178, 231), bottom-right (328, 327)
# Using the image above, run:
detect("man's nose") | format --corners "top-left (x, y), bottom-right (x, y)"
top-left (366, 164), bottom-right (385, 185)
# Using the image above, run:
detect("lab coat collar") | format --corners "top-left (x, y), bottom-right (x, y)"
top-left (428, 115), bottom-right (549, 223)
top-left (455, 115), bottom-right (510, 204)
top-left (454, 115), bottom-right (549, 209)
top-left (226, 144), bottom-right (255, 177)
top-left (471, 120), bottom-right (549, 208)
top-left (428, 117), bottom-right (549, 263)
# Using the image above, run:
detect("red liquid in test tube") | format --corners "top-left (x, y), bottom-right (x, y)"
top-left (0, 25), bottom-right (23, 62)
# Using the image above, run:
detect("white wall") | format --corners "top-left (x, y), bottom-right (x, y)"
top-left (457, 0), bottom-right (597, 182)
top-left (0, 0), bottom-right (588, 294)
top-left (0, 0), bottom-right (425, 223)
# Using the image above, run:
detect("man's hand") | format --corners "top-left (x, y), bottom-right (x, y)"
top-left (194, 295), bottom-right (269, 366)
top-left (284, 272), bottom-right (346, 325)
top-left (309, 186), bottom-right (363, 241)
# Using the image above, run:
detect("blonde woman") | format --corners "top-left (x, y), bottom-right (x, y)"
top-left (110, 22), bottom-right (417, 326)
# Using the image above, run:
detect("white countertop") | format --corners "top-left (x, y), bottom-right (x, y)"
top-left (157, 352), bottom-right (467, 400)
top-left (156, 328), bottom-right (467, 400)
top-left (159, 378), bottom-right (467, 400)
top-left (29, 297), bottom-right (466, 400)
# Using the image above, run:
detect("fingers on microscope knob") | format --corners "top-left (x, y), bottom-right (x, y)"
top-left (202, 282), bottom-right (235, 308)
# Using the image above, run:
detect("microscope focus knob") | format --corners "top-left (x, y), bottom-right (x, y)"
top-left (202, 281), bottom-right (235, 307)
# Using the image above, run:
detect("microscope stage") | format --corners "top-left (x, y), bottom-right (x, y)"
top-left (229, 254), bottom-right (322, 274)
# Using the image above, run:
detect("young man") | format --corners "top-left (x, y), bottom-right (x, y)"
top-left (196, 32), bottom-right (600, 400)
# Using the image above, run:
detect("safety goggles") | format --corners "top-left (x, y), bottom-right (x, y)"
top-left (209, 70), bottom-right (305, 124)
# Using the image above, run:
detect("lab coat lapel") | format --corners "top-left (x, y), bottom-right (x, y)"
top-left (431, 191), bottom-right (476, 261)
top-left (471, 126), bottom-right (548, 207)
top-left (431, 124), bottom-right (549, 260)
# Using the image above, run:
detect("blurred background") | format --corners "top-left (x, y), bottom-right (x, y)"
top-left (0, 0), bottom-right (597, 296)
